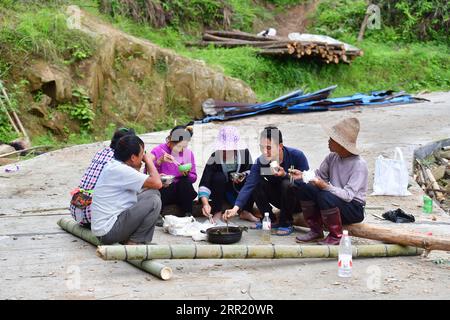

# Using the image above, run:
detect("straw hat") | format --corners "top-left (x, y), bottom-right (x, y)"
top-left (214, 126), bottom-right (246, 151)
top-left (322, 117), bottom-right (361, 155)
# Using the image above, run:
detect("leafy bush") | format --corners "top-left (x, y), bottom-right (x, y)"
top-left (58, 88), bottom-right (95, 131)
top-left (310, 0), bottom-right (449, 43)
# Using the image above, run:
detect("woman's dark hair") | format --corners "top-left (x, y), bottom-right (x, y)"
top-left (260, 126), bottom-right (283, 144)
top-left (110, 127), bottom-right (136, 149)
top-left (167, 124), bottom-right (194, 144)
top-left (114, 135), bottom-right (144, 162)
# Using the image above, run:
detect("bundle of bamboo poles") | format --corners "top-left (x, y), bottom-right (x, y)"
top-left (57, 217), bottom-right (173, 280)
top-left (96, 244), bottom-right (422, 261)
top-left (186, 30), bottom-right (363, 64)
top-left (415, 158), bottom-right (447, 203)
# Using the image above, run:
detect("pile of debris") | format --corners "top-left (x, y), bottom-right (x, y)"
top-left (187, 30), bottom-right (364, 64)
top-left (415, 145), bottom-right (450, 213)
top-left (200, 86), bottom-right (428, 123)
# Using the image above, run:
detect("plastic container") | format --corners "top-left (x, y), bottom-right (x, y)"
top-left (338, 230), bottom-right (352, 278)
top-left (423, 195), bottom-right (433, 214)
top-left (261, 212), bottom-right (271, 243)
top-left (178, 163), bottom-right (192, 172)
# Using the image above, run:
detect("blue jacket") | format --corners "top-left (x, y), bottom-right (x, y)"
top-left (235, 146), bottom-right (309, 208)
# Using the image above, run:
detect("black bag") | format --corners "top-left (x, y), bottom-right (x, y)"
top-left (382, 208), bottom-right (415, 223)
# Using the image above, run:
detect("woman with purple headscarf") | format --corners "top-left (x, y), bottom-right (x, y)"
top-left (198, 126), bottom-right (258, 223)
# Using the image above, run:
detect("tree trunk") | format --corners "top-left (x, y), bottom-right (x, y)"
top-left (346, 223), bottom-right (450, 252)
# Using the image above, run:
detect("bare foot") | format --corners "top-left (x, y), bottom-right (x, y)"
top-left (212, 211), bottom-right (223, 223)
top-left (239, 210), bottom-right (260, 222)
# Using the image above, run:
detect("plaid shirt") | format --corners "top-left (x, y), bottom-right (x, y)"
top-left (70, 147), bottom-right (114, 225)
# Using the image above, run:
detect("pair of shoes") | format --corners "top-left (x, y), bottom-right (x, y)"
top-left (317, 207), bottom-right (343, 246)
top-left (275, 226), bottom-right (294, 236)
top-left (295, 201), bottom-right (324, 242)
top-left (382, 208), bottom-right (415, 223)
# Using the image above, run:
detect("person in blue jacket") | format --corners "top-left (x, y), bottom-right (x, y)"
top-left (223, 126), bottom-right (309, 235)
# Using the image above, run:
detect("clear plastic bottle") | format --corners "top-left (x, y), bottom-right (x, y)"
top-left (338, 230), bottom-right (352, 278)
top-left (261, 212), bottom-right (271, 243)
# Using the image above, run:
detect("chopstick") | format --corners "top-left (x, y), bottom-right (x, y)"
top-left (289, 165), bottom-right (294, 184)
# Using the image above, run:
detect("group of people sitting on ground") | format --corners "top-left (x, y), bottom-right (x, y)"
top-left (70, 117), bottom-right (368, 246)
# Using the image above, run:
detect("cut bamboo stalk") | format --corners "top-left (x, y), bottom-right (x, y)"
top-left (346, 223), bottom-right (450, 252)
top-left (57, 217), bottom-right (173, 280)
top-left (425, 168), bottom-right (445, 202)
top-left (0, 98), bottom-right (20, 134)
top-left (0, 85), bottom-right (29, 141)
top-left (0, 145), bottom-right (52, 158)
top-left (96, 244), bottom-right (422, 261)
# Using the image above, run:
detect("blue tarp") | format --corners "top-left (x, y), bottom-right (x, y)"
top-left (200, 86), bottom-right (427, 123)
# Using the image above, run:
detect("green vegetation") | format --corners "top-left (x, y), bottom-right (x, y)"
top-left (0, 2), bottom-right (94, 66)
top-left (58, 88), bottom-right (95, 132)
top-left (312, 0), bottom-right (449, 43)
top-left (101, 1), bottom-right (450, 101)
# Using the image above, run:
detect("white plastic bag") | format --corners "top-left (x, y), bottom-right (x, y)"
top-left (371, 147), bottom-right (412, 196)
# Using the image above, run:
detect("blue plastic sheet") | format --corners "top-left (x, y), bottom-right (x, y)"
top-left (200, 86), bottom-right (427, 123)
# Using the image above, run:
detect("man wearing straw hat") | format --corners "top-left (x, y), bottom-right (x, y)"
top-left (289, 117), bottom-right (368, 245)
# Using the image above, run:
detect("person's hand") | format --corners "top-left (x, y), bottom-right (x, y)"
top-left (158, 152), bottom-right (175, 165)
top-left (288, 168), bottom-right (303, 181)
top-left (273, 166), bottom-right (286, 177)
top-left (181, 170), bottom-right (189, 176)
top-left (223, 207), bottom-right (239, 221)
top-left (202, 203), bottom-right (212, 219)
top-left (237, 175), bottom-right (246, 184)
top-left (142, 152), bottom-right (151, 164)
top-left (202, 203), bottom-right (211, 217)
top-left (311, 177), bottom-right (329, 190)
top-left (231, 175), bottom-right (245, 184)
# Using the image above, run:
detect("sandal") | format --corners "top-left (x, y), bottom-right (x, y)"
top-left (275, 226), bottom-right (294, 236)
top-left (250, 222), bottom-right (262, 229)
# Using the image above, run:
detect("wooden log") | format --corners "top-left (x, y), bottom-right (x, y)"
top-left (206, 30), bottom-right (280, 42)
top-left (57, 217), bottom-right (173, 280)
top-left (425, 168), bottom-right (446, 202)
top-left (96, 244), bottom-right (422, 261)
top-left (202, 33), bottom-right (247, 42)
top-left (258, 49), bottom-right (289, 56)
top-left (346, 223), bottom-right (450, 252)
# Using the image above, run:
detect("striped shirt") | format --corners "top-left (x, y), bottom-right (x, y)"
top-left (70, 147), bottom-right (114, 225)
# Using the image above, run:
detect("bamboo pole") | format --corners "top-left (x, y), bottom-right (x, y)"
top-left (96, 244), bottom-right (422, 261)
top-left (57, 217), bottom-right (173, 280)
top-left (346, 223), bottom-right (450, 252)
top-left (0, 145), bottom-right (52, 158)
top-left (0, 85), bottom-right (29, 141)
top-left (425, 168), bottom-right (446, 202)
top-left (0, 98), bottom-right (20, 134)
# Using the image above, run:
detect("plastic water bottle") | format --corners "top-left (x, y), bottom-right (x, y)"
top-left (338, 230), bottom-right (352, 278)
top-left (261, 212), bottom-right (271, 243)
top-left (423, 195), bottom-right (433, 214)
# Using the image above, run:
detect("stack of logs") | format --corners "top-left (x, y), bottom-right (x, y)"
top-left (415, 146), bottom-right (450, 204)
top-left (186, 30), bottom-right (364, 64)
